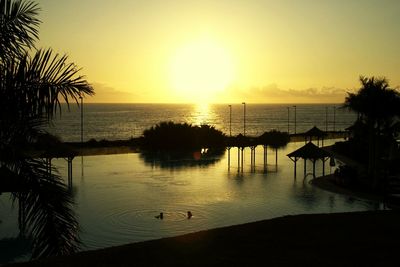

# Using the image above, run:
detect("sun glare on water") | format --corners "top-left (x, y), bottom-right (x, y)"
top-left (192, 102), bottom-right (211, 126)
top-left (169, 39), bottom-right (235, 103)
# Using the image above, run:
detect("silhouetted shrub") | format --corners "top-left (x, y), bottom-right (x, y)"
top-left (258, 130), bottom-right (290, 149)
top-left (88, 138), bottom-right (97, 144)
top-left (141, 121), bottom-right (226, 150)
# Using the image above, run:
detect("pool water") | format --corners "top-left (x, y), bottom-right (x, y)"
top-left (0, 140), bottom-right (382, 261)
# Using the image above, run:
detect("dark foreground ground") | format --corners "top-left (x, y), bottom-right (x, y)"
top-left (10, 210), bottom-right (400, 267)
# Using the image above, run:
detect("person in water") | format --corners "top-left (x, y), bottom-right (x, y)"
top-left (156, 211), bottom-right (192, 219)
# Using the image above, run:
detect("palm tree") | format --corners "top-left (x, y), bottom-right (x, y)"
top-left (344, 76), bottom-right (400, 187)
top-left (0, 0), bottom-right (94, 259)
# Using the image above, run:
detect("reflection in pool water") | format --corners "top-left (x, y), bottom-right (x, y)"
top-left (0, 140), bottom-right (383, 261)
top-left (139, 148), bottom-right (225, 169)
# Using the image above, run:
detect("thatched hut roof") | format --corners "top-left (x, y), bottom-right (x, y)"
top-left (287, 142), bottom-right (330, 159)
top-left (304, 126), bottom-right (326, 138)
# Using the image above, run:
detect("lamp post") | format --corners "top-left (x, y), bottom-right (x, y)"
top-left (80, 94), bottom-right (83, 143)
top-left (228, 105), bottom-right (232, 137)
top-left (242, 102), bottom-right (246, 136)
top-left (333, 106), bottom-right (336, 132)
top-left (325, 106), bottom-right (328, 132)
top-left (79, 93), bottom-right (84, 177)
top-left (287, 107), bottom-right (290, 133)
top-left (293, 105), bottom-right (297, 134)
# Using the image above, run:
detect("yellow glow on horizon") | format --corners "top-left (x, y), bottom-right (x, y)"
top-left (38, 1), bottom-right (400, 103)
top-left (169, 39), bottom-right (235, 103)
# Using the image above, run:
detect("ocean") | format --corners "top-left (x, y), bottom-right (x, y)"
top-left (47, 103), bottom-right (356, 142)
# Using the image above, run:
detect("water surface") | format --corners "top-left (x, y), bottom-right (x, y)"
top-left (47, 103), bottom-right (355, 142)
top-left (16, 141), bottom-right (383, 250)
top-left (0, 104), bottom-right (368, 263)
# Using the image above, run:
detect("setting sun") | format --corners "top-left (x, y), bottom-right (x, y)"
top-left (169, 38), bottom-right (235, 103)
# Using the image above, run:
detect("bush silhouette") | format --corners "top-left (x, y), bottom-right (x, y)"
top-left (258, 130), bottom-right (290, 149)
top-left (141, 121), bottom-right (226, 150)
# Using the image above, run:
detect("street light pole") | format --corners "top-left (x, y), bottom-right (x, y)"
top-left (242, 102), bottom-right (246, 136)
top-left (287, 107), bottom-right (290, 133)
top-left (333, 106), bottom-right (336, 132)
top-left (228, 105), bottom-right (232, 137)
top-left (293, 105), bottom-right (297, 134)
top-left (79, 93), bottom-right (84, 177)
top-left (325, 106), bottom-right (328, 132)
top-left (80, 94), bottom-right (83, 143)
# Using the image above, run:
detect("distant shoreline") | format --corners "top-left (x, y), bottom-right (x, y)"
top-left (58, 102), bottom-right (345, 105)
top-left (58, 131), bottom-right (348, 157)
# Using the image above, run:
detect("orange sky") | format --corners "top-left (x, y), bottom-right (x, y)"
top-left (38, 0), bottom-right (400, 103)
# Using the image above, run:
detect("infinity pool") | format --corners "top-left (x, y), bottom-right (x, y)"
top-left (0, 140), bottom-right (382, 262)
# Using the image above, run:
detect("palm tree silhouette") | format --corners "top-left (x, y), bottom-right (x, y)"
top-left (344, 76), bottom-right (400, 187)
top-left (0, 0), bottom-right (93, 259)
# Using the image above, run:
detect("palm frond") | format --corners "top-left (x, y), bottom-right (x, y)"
top-left (0, 0), bottom-right (40, 59)
top-left (1, 0), bottom-right (93, 259)
top-left (27, 49), bottom-right (94, 117)
top-left (0, 49), bottom-right (94, 120)
top-left (11, 158), bottom-right (80, 258)
top-left (0, 111), bottom-right (79, 258)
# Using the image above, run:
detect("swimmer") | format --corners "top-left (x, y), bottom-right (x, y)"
top-left (187, 211), bottom-right (192, 219)
top-left (155, 212), bottom-right (163, 219)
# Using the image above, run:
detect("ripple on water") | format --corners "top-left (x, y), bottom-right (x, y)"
top-left (169, 180), bottom-right (191, 186)
top-left (106, 209), bottom-right (190, 223)
top-left (81, 202), bottom-right (225, 250)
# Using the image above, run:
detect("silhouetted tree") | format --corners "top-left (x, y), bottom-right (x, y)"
top-left (0, 0), bottom-right (93, 259)
top-left (344, 76), bottom-right (400, 187)
top-left (141, 121), bottom-right (225, 150)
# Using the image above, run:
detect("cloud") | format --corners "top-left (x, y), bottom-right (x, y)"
top-left (217, 84), bottom-right (349, 103)
top-left (84, 83), bottom-right (136, 103)
top-left (82, 82), bottom-right (356, 103)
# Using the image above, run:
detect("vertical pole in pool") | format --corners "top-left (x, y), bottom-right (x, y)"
top-left (241, 147), bottom-right (244, 172)
top-left (227, 147), bottom-right (231, 170)
top-left (237, 147), bottom-right (240, 172)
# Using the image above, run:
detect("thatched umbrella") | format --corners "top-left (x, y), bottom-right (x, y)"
top-left (287, 142), bottom-right (330, 178)
top-left (303, 126), bottom-right (326, 146)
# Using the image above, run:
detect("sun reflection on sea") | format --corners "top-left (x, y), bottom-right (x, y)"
top-left (191, 103), bottom-right (212, 126)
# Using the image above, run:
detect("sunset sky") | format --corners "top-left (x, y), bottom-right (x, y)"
top-left (38, 0), bottom-right (400, 104)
